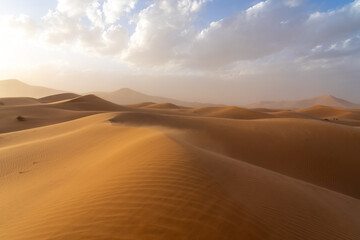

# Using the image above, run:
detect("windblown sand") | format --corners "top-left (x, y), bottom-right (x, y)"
top-left (1, 95), bottom-right (360, 240)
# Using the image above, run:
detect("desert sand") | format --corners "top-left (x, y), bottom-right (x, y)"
top-left (1, 94), bottom-right (360, 240)
top-left (248, 94), bottom-right (360, 109)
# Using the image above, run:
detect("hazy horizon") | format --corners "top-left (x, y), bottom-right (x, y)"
top-left (2, 78), bottom-right (360, 107)
top-left (1, 0), bottom-right (360, 105)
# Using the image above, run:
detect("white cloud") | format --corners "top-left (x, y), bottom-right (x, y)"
top-left (79, 24), bottom-right (128, 55)
top-left (57, 0), bottom-right (95, 17)
top-left (0, 14), bottom-right (38, 37)
top-left (303, 37), bottom-right (360, 60)
top-left (122, 0), bottom-right (210, 66)
top-left (179, 0), bottom-right (360, 69)
top-left (41, 9), bottom-right (82, 44)
top-left (86, 1), bottom-right (104, 28)
top-left (2, 0), bottom-right (360, 74)
top-left (103, 0), bottom-right (138, 24)
top-left (305, 0), bottom-right (360, 45)
top-left (40, 0), bottom-right (128, 56)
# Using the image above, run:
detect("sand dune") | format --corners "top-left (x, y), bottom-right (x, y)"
top-left (0, 104), bottom-right (93, 134)
top-left (0, 97), bottom-right (40, 106)
top-left (1, 95), bottom-right (360, 239)
top-left (112, 112), bottom-right (360, 198)
top-left (249, 94), bottom-right (360, 109)
top-left (92, 88), bottom-right (217, 108)
top-left (297, 105), bottom-right (360, 120)
top-left (269, 110), bottom-right (315, 119)
top-left (190, 106), bottom-right (272, 119)
top-left (125, 102), bottom-right (156, 108)
top-left (145, 102), bottom-right (183, 109)
top-left (0, 93), bottom-right (79, 106)
top-left (297, 105), bottom-right (347, 118)
top-left (39, 93), bottom-right (80, 103)
top-left (52, 94), bottom-right (126, 111)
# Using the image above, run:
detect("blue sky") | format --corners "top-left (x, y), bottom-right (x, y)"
top-left (0, 0), bottom-right (359, 104)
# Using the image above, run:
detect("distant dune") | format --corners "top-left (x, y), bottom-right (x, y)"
top-left (39, 93), bottom-right (80, 103)
top-left (52, 94), bottom-right (126, 111)
top-left (249, 94), bottom-right (360, 109)
top-left (125, 102), bottom-right (156, 108)
top-left (92, 88), bottom-right (218, 108)
top-left (0, 79), bottom-right (63, 98)
top-left (0, 97), bottom-right (40, 106)
top-left (2, 79), bottom-right (359, 109)
top-left (1, 90), bottom-right (360, 239)
top-left (145, 102), bottom-right (183, 109)
top-left (189, 106), bottom-right (272, 119)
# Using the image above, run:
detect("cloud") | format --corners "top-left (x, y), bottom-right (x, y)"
top-left (41, 9), bottom-right (82, 44)
top-left (57, 0), bottom-right (95, 17)
top-left (122, 0), bottom-right (210, 66)
top-left (3, 0), bottom-right (360, 73)
top-left (305, 37), bottom-right (360, 60)
top-left (41, 0), bottom-right (129, 56)
top-left (305, 0), bottom-right (360, 45)
top-left (103, 0), bottom-right (138, 24)
top-left (79, 24), bottom-right (128, 55)
top-left (0, 14), bottom-right (38, 37)
top-left (180, 0), bottom-right (360, 69)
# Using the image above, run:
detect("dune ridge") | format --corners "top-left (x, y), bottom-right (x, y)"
top-left (145, 102), bottom-right (183, 109)
top-left (0, 97), bottom-right (40, 106)
top-left (190, 106), bottom-right (272, 119)
top-left (249, 94), bottom-right (360, 109)
top-left (52, 94), bottom-right (127, 111)
top-left (39, 93), bottom-right (80, 103)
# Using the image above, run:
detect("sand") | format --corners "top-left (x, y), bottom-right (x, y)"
top-left (145, 102), bottom-right (183, 109)
top-left (189, 106), bottom-right (272, 119)
top-left (0, 97), bottom-right (40, 106)
top-left (38, 93), bottom-right (80, 103)
top-left (1, 97), bottom-right (360, 240)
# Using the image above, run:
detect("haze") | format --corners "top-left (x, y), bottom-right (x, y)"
top-left (0, 0), bottom-right (360, 104)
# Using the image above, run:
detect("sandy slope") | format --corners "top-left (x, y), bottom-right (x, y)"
top-left (38, 93), bottom-right (80, 103)
top-left (52, 94), bottom-right (128, 111)
top-left (112, 112), bottom-right (360, 198)
top-left (0, 97), bottom-right (40, 106)
top-left (1, 96), bottom-right (360, 240)
top-left (249, 95), bottom-right (360, 109)
top-left (189, 106), bottom-right (272, 119)
top-left (297, 105), bottom-right (360, 120)
top-left (145, 102), bottom-right (183, 109)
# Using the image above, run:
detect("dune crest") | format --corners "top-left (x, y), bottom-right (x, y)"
top-left (0, 97), bottom-right (40, 106)
top-left (190, 106), bottom-right (272, 119)
top-left (39, 93), bottom-right (80, 103)
top-left (145, 102), bottom-right (183, 109)
top-left (53, 94), bottom-right (126, 111)
top-left (249, 94), bottom-right (360, 109)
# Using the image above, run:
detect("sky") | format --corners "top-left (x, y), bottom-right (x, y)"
top-left (0, 0), bottom-right (359, 105)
